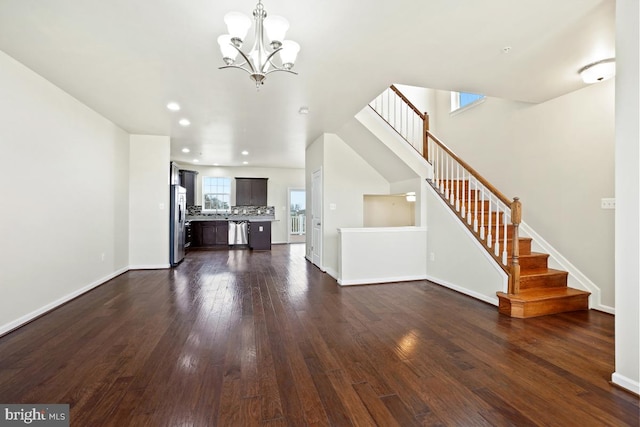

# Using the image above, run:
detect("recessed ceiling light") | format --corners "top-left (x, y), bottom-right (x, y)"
top-left (167, 102), bottom-right (180, 111)
top-left (182, 148), bottom-right (190, 153)
top-left (179, 118), bottom-right (191, 126)
top-left (299, 106), bottom-right (309, 115)
top-left (193, 159), bottom-right (199, 163)
top-left (241, 150), bottom-right (249, 155)
top-left (243, 161), bottom-right (249, 165)
top-left (213, 163), bottom-right (219, 166)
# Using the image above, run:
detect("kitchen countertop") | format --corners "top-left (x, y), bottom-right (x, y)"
top-left (186, 215), bottom-right (277, 222)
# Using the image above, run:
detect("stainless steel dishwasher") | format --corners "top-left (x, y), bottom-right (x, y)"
top-left (228, 221), bottom-right (248, 246)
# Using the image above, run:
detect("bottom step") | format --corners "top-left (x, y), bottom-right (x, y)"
top-left (497, 287), bottom-right (590, 318)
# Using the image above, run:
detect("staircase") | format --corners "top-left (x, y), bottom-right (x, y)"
top-left (435, 180), bottom-right (590, 318)
top-left (370, 85), bottom-right (590, 318)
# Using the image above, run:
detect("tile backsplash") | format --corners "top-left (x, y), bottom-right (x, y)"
top-left (187, 205), bottom-right (275, 217)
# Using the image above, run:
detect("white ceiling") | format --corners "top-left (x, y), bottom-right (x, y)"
top-left (0, 0), bottom-right (614, 169)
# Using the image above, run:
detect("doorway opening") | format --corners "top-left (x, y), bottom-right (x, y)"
top-left (289, 188), bottom-right (306, 243)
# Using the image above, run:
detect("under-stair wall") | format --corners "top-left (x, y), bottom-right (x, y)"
top-left (426, 184), bottom-right (508, 305)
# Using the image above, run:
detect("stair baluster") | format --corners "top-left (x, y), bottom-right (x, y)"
top-left (456, 164), bottom-right (461, 212)
top-left (480, 187), bottom-right (486, 240)
top-left (502, 211), bottom-right (508, 265)
top-left (487, 193), bottom-right (493, 248)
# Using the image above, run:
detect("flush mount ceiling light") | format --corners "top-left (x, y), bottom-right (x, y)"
top-left (217, 0), bottom-right (300, 88)
top-left (579, 58), bottom-right (615, 84)
top-left (179, 118), bottom-right (191, 126)
top-left (167, 102), bottom-right (181, 111)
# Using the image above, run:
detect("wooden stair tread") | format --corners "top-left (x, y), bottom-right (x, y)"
top-left (521, 252), bottom-right (548, 257)
top-left (520, 268), bottom-right (568, 278)
top-left (498, 287), bottom-right (590, 302)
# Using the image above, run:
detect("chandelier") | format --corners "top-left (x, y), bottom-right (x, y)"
top-left (217, 0), bottom-right (300, 88)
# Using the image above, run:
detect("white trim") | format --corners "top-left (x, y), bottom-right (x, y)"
top-left (426, 275), bottom-right (500, 306)
top-left (338, 274), bottom-right (427, 286)
top-left (0, 266), bottom-right (129, 337)
top-left (611, 372), bottom-right (640, 395)
top-left (519, 221), bottom-right (609, 313)
top-left (339, 226), bottom-right (427, 233)
top-left (129, 264), bottom-right (171, 270)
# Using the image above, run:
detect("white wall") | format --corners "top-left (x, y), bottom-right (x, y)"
top-left (613, 0), bottom-right (639, 395)
top-left (175, 164), bottom-right (305, 244)
top-left (306, 134), bottom-right (390, 277)
top-left (0, 50), bottom-right (130, 334)
top-left (129, 135), bottom-right (170, 268)
top-left (432, 79), bottom-right (616, 308)
top-left (426, 186), bottom-right (508, 304)
top-left (338, 227), bottom-right (427, 285)
top-left (363, 195), bottom-right (415, 227)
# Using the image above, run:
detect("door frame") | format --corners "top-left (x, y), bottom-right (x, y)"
top-left (311, 168), bottom-right (323, 270)
top-left (287, 187), bottom-right (306, 244)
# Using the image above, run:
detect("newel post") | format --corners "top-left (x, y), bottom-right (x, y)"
top-left (423, 112), bottom-right (430, 162)
top-left (509, 197), bottom-right (522, 294)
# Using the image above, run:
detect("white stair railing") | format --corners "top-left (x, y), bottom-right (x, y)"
top-left (428, 133), bottom-right (517, 269)
top-left (369, 85), bottom-right (427, 156)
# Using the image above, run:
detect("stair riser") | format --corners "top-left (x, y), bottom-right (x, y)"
top-left (479, 225), bottom-right (515, 239)
top-left (506, 239), bottom-right (531, 255)
top-left (519, 255), bottom-right (550, 272)
top-left (520, 273), bottom-right (568, 290)
top-left (498, 294), bottom-right (589, 318)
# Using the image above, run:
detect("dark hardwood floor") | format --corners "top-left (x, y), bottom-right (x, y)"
top-left (0, 244), bottom-right (638, 426)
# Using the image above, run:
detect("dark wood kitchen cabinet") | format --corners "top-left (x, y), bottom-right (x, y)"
top-left (191, 221), bottom-right (228, 247)
top-left (179, 170), bottom-right (198, 207)
top-left (235, 178), bottom-right (268, 206)
top-left (249, 221), bottom-right (271, 250)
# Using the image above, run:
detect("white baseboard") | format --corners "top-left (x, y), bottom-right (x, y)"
top-left (426, 275), bottom-right (499, 306)
top-left (519, 221), bottom-right (611, 314)
top-left (129, 264), bottom-right (171, 270)
top-left (612, 372), bottom-right (640, 395)
top-left (338, 274), bottom-right (427, 286)
top-left (0, 266), bottom-right (129, 337)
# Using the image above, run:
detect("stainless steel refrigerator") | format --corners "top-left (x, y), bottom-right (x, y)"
top-left (170, 185), bottom-right (186, 266)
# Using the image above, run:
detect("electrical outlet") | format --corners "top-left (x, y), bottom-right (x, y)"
top-left (429, 252), bottom-right (435, 261)
top-left (601, 198), bottom-right (615, 209)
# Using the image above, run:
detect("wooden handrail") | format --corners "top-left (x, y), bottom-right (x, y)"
top-left (390, 85), bottom-right (425, 120)
top-left (426, 131), bottom-right (512, 207)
